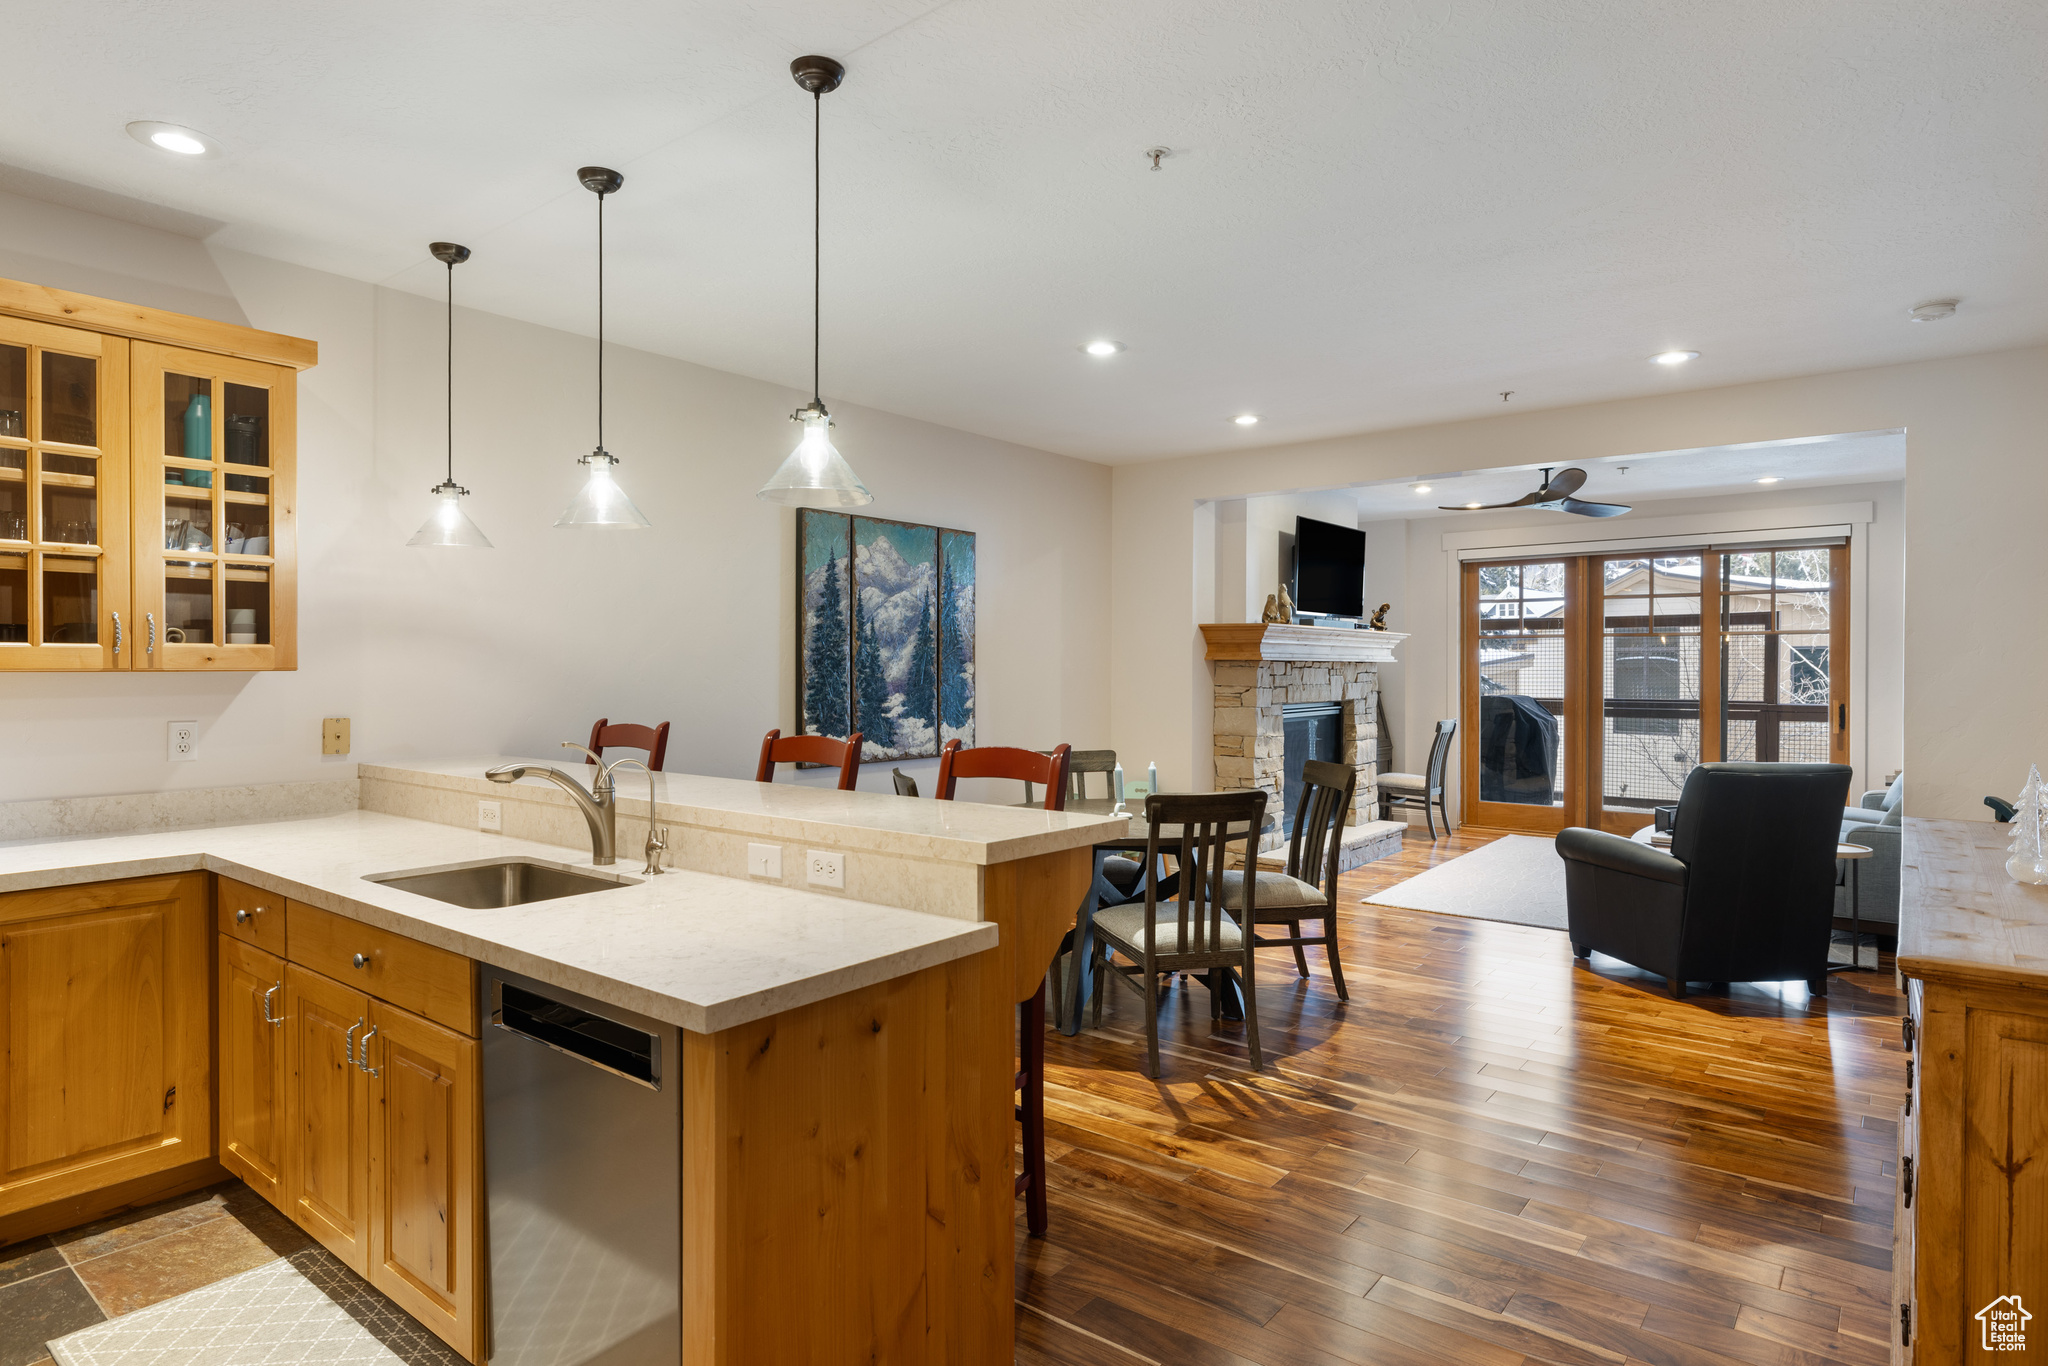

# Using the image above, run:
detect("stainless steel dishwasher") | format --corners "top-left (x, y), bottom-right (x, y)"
top-left (481, 965), bottom-right (680, 1365)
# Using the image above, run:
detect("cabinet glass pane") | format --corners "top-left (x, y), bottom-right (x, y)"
top-left (223, 503), bottom-right (270, 555)
top-left (0, 552), bottom-right (24, 642)
top-left (41, 453), bottom-right (97, 546)
top-left (0, 344), bottom-right (24, 436)
top-left (164, 466), bottom-right (212, 489)
top-left (224, 383), bottom-right (268, 468)
top-left (42, 555), bottom-right (96, 644)
top-left (226, 566), bottom-right (270, 644)
top-left (0, 454), bottom-right (23, 541)
top-left (165, 561), bottom-right (214, 644)
top-left (41, 353), bottom-right (96, 447)
top-left (164, 495), bottom-right (213, 551)
top-left (164, 374), bottom-right (213, 462)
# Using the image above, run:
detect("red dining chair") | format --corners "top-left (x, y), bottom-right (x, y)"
top-left (755, 729), bottom-right (864, 791)
top-left (934, 739), bottom-right (1071, 1238)
top-left (585, 718), bottom-right (670, 772)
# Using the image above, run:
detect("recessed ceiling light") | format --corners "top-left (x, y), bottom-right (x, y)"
top-left (1464, 502), bottom-right (1482, 509)
top-left (1651, 350), bottom-right (1699, 366)
top-left (1909, 299), bottom-right (1959, 322)
top-left (1233, 414), bottom-right (1259, 427)
top-left (1082, 340), bottom-right (1124, 357)
top-left (126, 120), bottom-right (219, 157)
top-left (1413, 484), bottom-right (1431, 494)
top-left (1755, 476), bottom-right (1781, 484)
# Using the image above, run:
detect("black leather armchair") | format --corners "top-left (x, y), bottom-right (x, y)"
top-left (1556, 762), bottom-right (1852, 998)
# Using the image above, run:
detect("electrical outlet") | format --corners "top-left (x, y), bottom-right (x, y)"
top-left (747, 843), bottom-right (783, 879)
top-left (167, 721), bottom-right (198, 762)
top-left (806, 848), bottom-right (844, 890)
top-left (478, 800), bottom-right (502, 833)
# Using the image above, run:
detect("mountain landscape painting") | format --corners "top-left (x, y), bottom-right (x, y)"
top-left (797, 511), bottom-right (973, 762)
top-left (939, 529), bottom-right (976, 747)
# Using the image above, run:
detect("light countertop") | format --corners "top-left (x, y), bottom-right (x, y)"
top-left (364, 757), bottom-right (1130, 865)
top-left (0, 810), bottom-right (997, 1034)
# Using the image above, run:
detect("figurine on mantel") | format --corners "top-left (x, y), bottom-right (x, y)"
top-left (1261, 593), bottom-right (1282, 624)
top-left (2009, 764), bottom-right (2048, 885)
top-left (1277, 585), bottom-right (1296, 623)
top-left (1367, 602), bottom-right (1391, 631)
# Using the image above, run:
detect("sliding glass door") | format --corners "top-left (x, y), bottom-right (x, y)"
top-left (1462, 544), bottom-right (1849, 834)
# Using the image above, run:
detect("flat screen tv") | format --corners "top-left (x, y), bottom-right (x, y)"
top-left (1292, 516), bottom-right (1366, 618)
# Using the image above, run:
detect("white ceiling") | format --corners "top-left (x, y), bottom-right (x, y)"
top-left (3, 1), bottom-right (2043, 463)
top-left (1350, 428), bottom-right (1905, 520)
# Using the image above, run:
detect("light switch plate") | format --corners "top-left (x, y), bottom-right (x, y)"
top-left (167, 721), bottom-right (198, 762)
top-left (478, 800), bottom-right (502, 833)
top-left (747, 843), bottom-right (783, 879)
top-left (806, 848), bottom-right (844, 889)
top-left (322, 717), bottom-right (351, 755)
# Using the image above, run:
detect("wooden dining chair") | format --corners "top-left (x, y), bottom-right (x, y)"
top-left (933, 739), bottom-right (1070, 1238)
top-left (891, 768), bottom-right (919, 797)
top-left (755, 729), bottom-right (863, 791)
top-left (585, 718), bottom-right (670, 772)
top-left (1221, 759), bottom-right (1356, 1001)
top-left (1024, 748), bottom-right (1118, 808)
top-left (1379, 719), bottom-right (1457, 837)
top-left (1090, 790), bottom-right (1269, 1077)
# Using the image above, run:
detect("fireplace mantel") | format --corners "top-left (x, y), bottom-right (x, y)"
top-left (1200, 623), bottom-right (1408, 663)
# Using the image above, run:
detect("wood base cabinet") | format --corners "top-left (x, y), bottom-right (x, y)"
top-left (0, 874), bottom-right (213, 1232)
top-left (218, 937), bottom-right (288, 1207)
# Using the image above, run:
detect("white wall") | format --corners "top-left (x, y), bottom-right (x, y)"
top-left (1116, 347), bottom-right (2048, 820)
top-left (0, 191), bottom-right (1113, 801)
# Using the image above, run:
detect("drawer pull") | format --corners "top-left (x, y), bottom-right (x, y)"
top-left (235, 905), bottom-right (267, 925)
top-left (346, 1019), bottom-right (360, 1067)
top-left (1901, 1154), bottom-right (1914, 1207)
top-left (352, 953), bottom-right (369, 969)
top-left (261, 982), bottom-right (282, 1026)
top-left (357, 1024), bottom-right (380, 1078)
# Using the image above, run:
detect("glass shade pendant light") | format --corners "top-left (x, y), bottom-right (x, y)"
top-left (757, 55), bottom-right (873, 508)
top-left (556, 167), bottom-right (651, 529)
top-left (409, 242), bottom-right (492, 548)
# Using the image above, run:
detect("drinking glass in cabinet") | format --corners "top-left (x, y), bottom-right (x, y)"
top-left (165, 561), bottom-right (213, 645)
top-left (41, 353), bottom-right (96, 447)
top-left (0, 553), bottom-right (24, 642)
top-left (225, 566), bottom-right (269, 644)
top-left (164, 374), bottom-right (212, 462)
top-left (41, 556), bottom-right (97, 644)
top-left (0, 463), bottom-right (23, 540)
top-left (41, 453), bottom-right (97, 547)
top-left (0, 343), bottom-right (25, 432)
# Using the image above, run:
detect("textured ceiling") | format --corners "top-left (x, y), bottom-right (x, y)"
top-left (3, 1), bottom-right (2043, 462)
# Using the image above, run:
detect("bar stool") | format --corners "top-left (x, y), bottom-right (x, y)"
top-left (585, 718), bottom-right (671, 771)
top-left (755, 729), bottom-right (863, 790)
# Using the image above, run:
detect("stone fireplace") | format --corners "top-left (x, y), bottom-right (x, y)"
top-left (1202, 623), bottom-right (1409, 869)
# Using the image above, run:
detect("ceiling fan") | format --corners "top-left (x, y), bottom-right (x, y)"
top-left (1441, 466), bottom-right (1630, 517)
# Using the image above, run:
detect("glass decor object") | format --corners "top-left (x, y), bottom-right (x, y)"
top-left (758, 56), bottom-right (874, 508)
top-left (410, 242), bottom-right (493, 548)
top-left (2009, 765), bottom-right (2048, 885)
top-left (555, 171), bottom-right (649, 530)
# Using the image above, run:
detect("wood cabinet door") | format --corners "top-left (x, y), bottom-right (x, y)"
top-left (0, 874), bottom-right (210, 1215)
top-left (284, 964), bottom-right (371, 1274)
top-left (365, 1001), bottom-right (479, 1361)
top-left (129, 342), bottom-right (295, 673)
top-left (1961, 1004), bottom-right (2048, 1356)
top-left (218, 937), bottom-right (288, 1209)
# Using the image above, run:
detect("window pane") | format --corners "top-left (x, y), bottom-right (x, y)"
top-left (1780, 636), bottom-right (1831, 705)
top-left (1775, 587), bottom-right (1830, 633)
top-left (1604, 630), bottom-right (1701, 809)
top-left (1774, 548), bottom-right (1831, 586)
top-left (1604, 558), bottom-right (1649, 592)
top-left (165, 560), bottom-right (214, 644)
top-left (164, 374), bottom-right (213, 462)
top-left (42, 555), bottom-right (96, 643)
top-left (1777, 720), bottom-right (1831, 763)
top-left (1722, 634), bottom-right (1766, 702)
top-left (1523, 561), bottom-right (1565, 595)
top-left (1654, 595), bottom-right (1702, 629)
top-left (223, 383), bottom-right (269, 468)
top-left (0, 344), bottom-right (24, 435)
top-left (1478, 564), bottom-right (1519, 598)
top-left (41, 353), bottom-right (96, 446)
top-left (0, 551), bottom-right (24, 642)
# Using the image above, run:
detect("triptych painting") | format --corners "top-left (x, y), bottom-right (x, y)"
top-left (798, 511), bottom-right (975, 761)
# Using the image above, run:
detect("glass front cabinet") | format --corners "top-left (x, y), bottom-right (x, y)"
top-left (0, 280), bottom-right (313, 672)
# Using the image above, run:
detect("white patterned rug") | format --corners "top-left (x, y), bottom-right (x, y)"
top-left (47, 1248), bottom-right (463, 1366)
top-left (1364, 834), bottom-right (1569, 930)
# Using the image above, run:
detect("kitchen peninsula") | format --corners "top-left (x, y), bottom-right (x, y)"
top-left (0, 761), bottom-right (1119, 1364)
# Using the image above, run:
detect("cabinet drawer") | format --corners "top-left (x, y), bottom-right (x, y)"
top-left (218, 876), bottom-right (288, 955)
top-left (286, 902), bottom-right (474, 1036)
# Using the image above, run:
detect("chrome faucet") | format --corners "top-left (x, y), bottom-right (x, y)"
top-left (485, 744), bottom-right (620, 866)
top-left (604, 757), bottom-right (670, 876)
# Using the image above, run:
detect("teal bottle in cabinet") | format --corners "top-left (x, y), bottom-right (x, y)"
top-left (182, 393), bottom-right (210, 483)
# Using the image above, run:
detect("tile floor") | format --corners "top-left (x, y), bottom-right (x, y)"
top-left (0, 1181), bottom-right (454, 1366)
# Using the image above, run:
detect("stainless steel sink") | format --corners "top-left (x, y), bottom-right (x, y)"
top-left (365, 858), bottom-right (639, 909)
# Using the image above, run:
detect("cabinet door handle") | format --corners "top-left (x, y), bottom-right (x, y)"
top-left (346, 1019), bottom-right (360, 1067)
top-left (1902, 1016), bottom-right (1916, 1053)
top-left (1901, 1154), bottom-right (1914, 1207)
top-left (352, 952), bottom-right (369, 970)
top-left (146, 612), bottom-right (156, 655)
top-left (357, 1024), bottom-right (380, 1078)
top-left (112, 611), bottom-right (121, 657)
top-left (261, 982), bottom-right (282, 1026)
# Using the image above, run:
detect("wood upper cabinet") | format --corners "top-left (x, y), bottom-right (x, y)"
top-left (218, 936), bottom-right (288, 1208)
top-left (0, 874), bottom-right (211, 1216)
top-left (285, 962), bottom-right (373, 1275)
top-left (365, 1000), bottom-right (479, 1355)
top-left (0, 276), bottom-right (314, 672)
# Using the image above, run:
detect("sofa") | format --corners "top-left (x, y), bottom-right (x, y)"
top-left (1837, 775), bottom-right (1902, 931)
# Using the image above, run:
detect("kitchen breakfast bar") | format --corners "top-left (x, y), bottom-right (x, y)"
top-left (0, 759), bottom-right (1122, 1365)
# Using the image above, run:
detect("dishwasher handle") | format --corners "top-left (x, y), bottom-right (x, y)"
top-left (489, 977), bottom-right (663, 1089)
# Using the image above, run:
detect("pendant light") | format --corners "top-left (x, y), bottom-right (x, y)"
top-left (409, 242), bottom-right (492, 548)
top-left (556, 166), bottom-right (651, 529)
top-left (757, 55), bottom-right (873, 508)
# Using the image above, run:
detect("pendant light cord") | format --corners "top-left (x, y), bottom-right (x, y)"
top-left (445, 259), bottom-right (455, 485)
top-left (813, 90), bottom-right (822, 406)
top-left (597, 188), bottom-right (606, 452)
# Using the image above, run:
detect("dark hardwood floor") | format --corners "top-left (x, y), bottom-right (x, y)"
top-left (1019, 827), bottom-right (1905, 1366)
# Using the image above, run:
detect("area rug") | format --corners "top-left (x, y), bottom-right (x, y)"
top-left (47, 1247), bottom-right (462, 1366)
top-left (1364, 834), bottom-right (1568, 930)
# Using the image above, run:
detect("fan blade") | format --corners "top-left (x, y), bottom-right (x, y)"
top-left (1558, 497), bottom-right (1631, 518)
top-left (1440, 496), bottom-right (1543, 511)
top-left (1543, 467), bottom-right (1588, 498)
